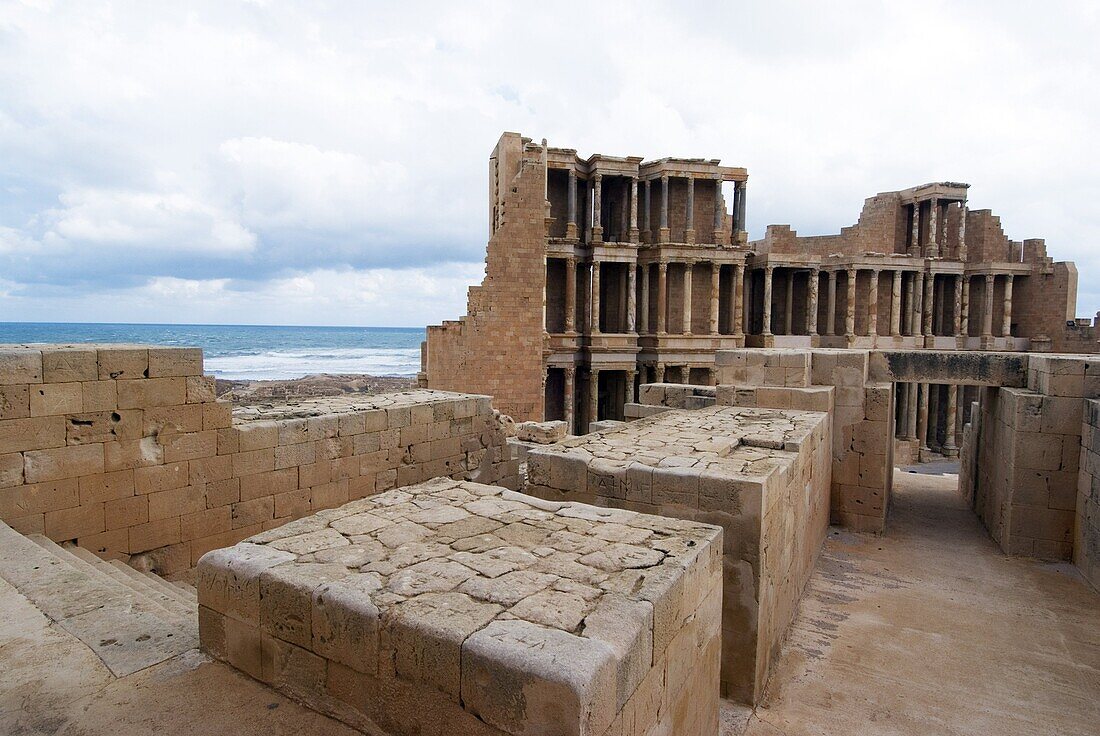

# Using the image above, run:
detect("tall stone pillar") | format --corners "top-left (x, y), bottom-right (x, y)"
top-left (566, 169), bottom-right (578, 240)
top-left (735, 181), bottom-right (747, 234)
top-left (961, 276), bottom-right (970, 338)
top-left (659, 175), bottom-right (670, 243)
top-left (629, 177), bottom-right (639, 242)
top-left (845, 268), bottom-right (856, 338)
top-left (826, 271), bottom-right (837, 336)
top-left (910, 202), bottom-right (920, 257)
top-left (709, 262), bottom-right (720, 336)
top-left (905, 382), bottom-right (918, 440)
top-left (591, 261), bottom-right (601, 334)
top-left (943, 384), bottom-right (959, 457)
top-left (784, 270), bottom-right (795, 335)
top-left (922, 272), bottom-right (934, 337)
top-left (657, 262), bottom-right (668, 334)
top-left (563, 366), bottom-right (576, 434)
top-left (592, 173), bottom-right (603, 243)
top-left (868, 270), bottom-right (880, 337)
top-left (682, 262), bottom-right (694, 335)
top-left (680, 365), bottom-right (690, 385)
top-left (912, 271), bottom-right (925, 336)
top-left (897, 382), bottom-right (909, 438)
top-left (917, 383), bottom-right (930, 454)
top-left (655, 362), bottom-right (665, 384)
top-left (957, 204), bottom-right (968, 261)
top-left (713, 179), bottom-right (724, 243)
top-left (643, 180), bottom-right (651, 242)
top-left (733, 265), bottom-right (744, 337)
top-left (928, 384), bottom-right (940, 450)
top-left (1002, 274), bottom-right (1014, 337)
top-left (808, 268), bottom-right (820, 336)
top-left (982, 274), bottom-right (995, 339)
top-left (890, 270), bottom-right (902, 336)
top-left (927, 197), bottom-right (939, 258)
top-left (639, 265), bottom-right (650, 334)
top-left (684, 175), bottom-right (696, 244)
top-left (947, 274), bottom-right (960, 337)
top-left (626, 262), bottom-right (637, 334)
top-left (903, 271), bottom-right (915, 335)
top-left (626, 369), bottom-right (637, 405)
top-left (762, 266), bottom-right (774, 336)
top-left (588, 369), bottom-right (599, 431)
top-left (564, 256), bottom-right (577, 333)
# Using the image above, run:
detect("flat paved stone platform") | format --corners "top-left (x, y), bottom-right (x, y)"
top-left (723, 470), bottom-right (1100, 735)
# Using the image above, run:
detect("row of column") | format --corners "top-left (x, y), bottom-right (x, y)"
top-left (565, 170), bottom-right (747, 245)
top-left (895, 382), bottom-right (974, 458)
top-left (908, 198), bottom-right (968, 261)
top-left (752, 267), bottom-right (1013, 340)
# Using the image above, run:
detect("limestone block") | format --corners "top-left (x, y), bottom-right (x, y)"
top-left (0, 349), bottom-right (43, 385)
top-left (259, 561), bottom-right (348, 648)
top-left (117, 377), bottom-right (187, 409)
top-left (29, 382), bottom-right (83, 417)
top-left (0, 384), bottom-right (30, 420)
top-left (0, 452), bottom-right (24, 489)
top-left (81, 381), bottom-right (118, 412)
top-left (96, 347), bottom-right (148, 380)
top-left (41, 347), bottom-right (98, 383)
top-left (147, 347), bottom-right (203, 378)
top-left (24, 443), bottom-right (105, 483)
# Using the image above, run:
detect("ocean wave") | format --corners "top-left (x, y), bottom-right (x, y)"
top-left (205, 348), bottom-right (421, 380)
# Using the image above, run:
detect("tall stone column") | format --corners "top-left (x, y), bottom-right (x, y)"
top-left (659, 175), bottom-right (670, 243)
top-left (639, 265), bottom-right (650, 334)
top-left (826, 270), bottom-right (837, 336)
top-left (961, 276), bottom-right (971, 338)
top-left (943, 384), bottom-right (959, 457)
top-left (890, 270), bottom-right (902, 336)
top-left (680, 365), bottom-right (690, 385)
top-left (656, 262), bottom-right (668, 334)
top-left (564, 256), bottom-right (577, 333)
top-left (592, 173), bottom-right (603, 243)
top-left (682, 262), bottom-right (694, 335)
top-left (713, 179), bottom-right (724, 243)
top-left (917, 383), bottom-right (930, 454)
top-left (912, 271), bottom-right (925, 336)
top-left (762, 266), bottom-right (774, 336)
top-left (927, 197), bottom-right (939, 258)
top-left (903, 271), bottom-right (915, 335)
top-left (563, 366), bottom-right (576, 434)
top-left (626, 369), bottom-right (637, 405)
top-left (952, 274), bottom-right (963, 337)
top-left (629, 177), bottom-right (639, 242)
top-left (735, 181), bottom-right (747, 234)
top-left (910, 202), bottom-right (921, 256)
top-left (588, 369), bottom-right (599, 431)
top-left (1002, 275), bottom-right (1014, 337)
top-left (566, 169), bottom-right (578, 240)
top-left (868, 270), bottom-right (880, 337)
top-left (684, 175), bottom-right (696, 244)
top-left (896, 382), bottom-right (909, 438)
top-left (784, 270), bottom-right (795, 335)
top-left (709, 262), bottom-right (720, 335)
top-left (845, 268), bottom-right (856, 338)
top-left (982, 274), bottom-right (995, 339)
top-left (626, 262), bottom-right (637, 334)
top-left (643, 180), bottom-right (651, 242)
top-left (922, 272), bottom-right (934, 337)
top-left (905, 382), bottom-right (918, 440)
top-left (591, 261), bottom-right (601, 334)
top-left (620, 180), bottom-right (629, 243)
top-left (957, 204), bottom-right (968, 261)
top-left (808, 268), bottom-right (820, 336)
top-left (733, 265), bottom-right (744, 337)
top-left (655, 362), bottom-right (665, 384)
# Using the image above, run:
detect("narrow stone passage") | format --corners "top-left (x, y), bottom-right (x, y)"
top-left (724, 470), bottom-right (1100, 736)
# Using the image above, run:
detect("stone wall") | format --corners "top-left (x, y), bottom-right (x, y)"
top-left (524, 405), bottom-right (832, 704)
top-left (0, 345), bottom-right (514, 573)
top-left (198, 478), bottom-right (723, 736)
top-left (1076, 400), bottom-right (1100, 590)
top-left (422, 133), bottom-right (550, 422)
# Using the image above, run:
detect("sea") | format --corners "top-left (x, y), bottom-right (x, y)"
top-left (0, 323), bottom-right (424, 381)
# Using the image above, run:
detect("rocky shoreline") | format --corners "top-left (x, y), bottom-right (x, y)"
top-left (215, 372), bottom-right (417, 403)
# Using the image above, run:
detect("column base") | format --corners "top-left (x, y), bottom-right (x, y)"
top-left (979, 335), bottom-right (996, 350)
top-left (924, 335), bottom-right (937, 349)
top-left (565, 223), bottom-right (578, 240)
top-left (734, 231), bottom-right (748, 245)
top-left (918, 447), bottom-right (935, 463)
top-left (641, 230), bottom-right (650, 242)
top-left (685, 229), bottom-right (696, 244)
top-left (628, 228), bottom-right (639, 243)
top-left (942, 446), bottom-right (959, 458)
top-left (592, 226), bottom-right (603, 243)
top-left (659, 228), bottom-right (670, 244)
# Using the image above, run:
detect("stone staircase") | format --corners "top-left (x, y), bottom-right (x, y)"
top-left (0, 520), bottom-right (197, 677)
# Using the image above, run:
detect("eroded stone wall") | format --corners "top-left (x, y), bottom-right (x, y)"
top-left (0, 345), bottom-right (514, 573)
top-left (1076, 401), bottom-right (1100, 590)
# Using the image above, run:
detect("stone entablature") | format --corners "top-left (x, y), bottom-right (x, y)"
top-left (524, 405), bottom-right (832, 704)
top-left (197, 478), bottom-right (723, 736)
top-left (0, 345), bottom-right (514, 573)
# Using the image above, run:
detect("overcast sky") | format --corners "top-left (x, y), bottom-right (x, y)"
top-left (1, 1), bottom-right (1097, 327)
